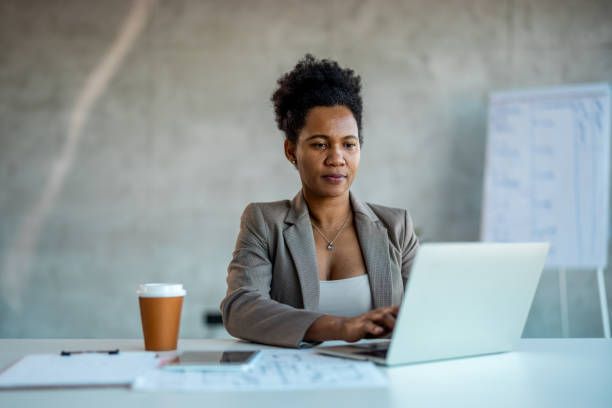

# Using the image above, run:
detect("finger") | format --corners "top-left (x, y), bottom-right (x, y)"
top-left (373, 306), bottom-right (398, 317)
top-left (369, 308), bottom-right (395, 322)
top-left (364, 321), bottom-right (385, 336)
top-left (367, 307), bottom-right (390, 320)
top-left (381, 312), bottom-right (396, 331)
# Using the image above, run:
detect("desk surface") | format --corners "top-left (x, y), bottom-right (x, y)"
top-left (0, 338), bottom-right (611, 408)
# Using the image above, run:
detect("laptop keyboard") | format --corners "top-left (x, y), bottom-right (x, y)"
top-left (357, 348), bottom-right (388, 358)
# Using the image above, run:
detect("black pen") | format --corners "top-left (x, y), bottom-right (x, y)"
top-left (60, 349), bottom-right (120, 356)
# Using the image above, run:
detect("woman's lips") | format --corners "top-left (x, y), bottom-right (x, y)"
top-left (322, 174), bottom-right (347, 184)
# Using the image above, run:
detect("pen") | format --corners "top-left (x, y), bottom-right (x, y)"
top-left (60, 349), bottom-right (120, 356)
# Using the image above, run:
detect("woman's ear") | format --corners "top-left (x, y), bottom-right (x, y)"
top-left (284, 139), bottom-right (297, 164)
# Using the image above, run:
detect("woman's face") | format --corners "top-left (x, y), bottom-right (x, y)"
top-left (285, 105), bottom-right (360, 199)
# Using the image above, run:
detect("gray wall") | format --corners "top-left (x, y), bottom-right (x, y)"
top-left (1, 0), bottom-right (611, 339)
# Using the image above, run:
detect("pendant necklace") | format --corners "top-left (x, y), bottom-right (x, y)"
top-left (311, 213), bottom-right (351, 251)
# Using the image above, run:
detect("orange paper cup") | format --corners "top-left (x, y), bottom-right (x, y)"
top-left (137, 283), bottom-right (186, 351)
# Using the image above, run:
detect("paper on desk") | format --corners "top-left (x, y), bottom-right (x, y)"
top-left (133, 349), bottom-right (387, 392)
top-left (0, 352), bottom-right (160, 389)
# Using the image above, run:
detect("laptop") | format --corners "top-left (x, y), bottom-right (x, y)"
top-left (316, 242), bottom-right (549, 366)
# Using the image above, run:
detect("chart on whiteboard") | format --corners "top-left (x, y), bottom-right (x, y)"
top-left (481, 83), bottom-right (611, 268)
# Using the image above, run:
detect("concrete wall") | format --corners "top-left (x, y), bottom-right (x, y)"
top-left (1, 0), bottom-right (611, 339)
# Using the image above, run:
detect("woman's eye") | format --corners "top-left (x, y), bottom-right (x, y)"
top-left (313, 143), bottom-right (327, 149)
top-left (346, 143), bottom-right (357, 149)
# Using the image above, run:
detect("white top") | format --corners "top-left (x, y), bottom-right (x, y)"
top-left (318, 274), bottom-right (373, 317)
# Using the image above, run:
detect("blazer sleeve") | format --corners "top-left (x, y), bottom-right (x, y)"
top-left (220, 203), bottom-right (323, 348)
top-left (401, 210), bottom-right (420, 288)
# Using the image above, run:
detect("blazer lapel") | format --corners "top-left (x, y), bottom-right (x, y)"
top-left (351, 193), bottom-right (393, 308)
top-left (282, 191), bottom-right (393, 311)
top-left (283, 192), bottom-right (319, 311)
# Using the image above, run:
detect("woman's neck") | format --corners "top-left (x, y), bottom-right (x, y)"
top-left (302, 189), bottom-right (352, 228)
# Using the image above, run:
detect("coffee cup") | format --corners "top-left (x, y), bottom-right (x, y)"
top-left (137, 283), bottom-right (186, 351)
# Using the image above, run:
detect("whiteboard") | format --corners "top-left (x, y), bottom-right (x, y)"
top-left (481, 83), bottom-right (611, 269)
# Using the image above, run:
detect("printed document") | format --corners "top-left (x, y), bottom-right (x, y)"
top-left (133, 349), bottom-right (387, 391)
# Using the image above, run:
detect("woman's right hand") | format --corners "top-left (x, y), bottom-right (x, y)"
top-left (339, 306), bottom-right (399, 342)
top-left (304, 306), bottom-right (399, 343)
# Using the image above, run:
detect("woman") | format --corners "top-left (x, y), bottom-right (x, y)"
top-left (221, 54), bottom-right (419, 347)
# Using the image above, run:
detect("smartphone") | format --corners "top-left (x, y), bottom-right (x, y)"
top-left (162, 351), bottom-right (260, 372)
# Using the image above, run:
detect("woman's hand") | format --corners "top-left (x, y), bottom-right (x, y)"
top-left (339, 306), bottom-right (399, 342)
top-left (304, 306), bottom-right (399, 343)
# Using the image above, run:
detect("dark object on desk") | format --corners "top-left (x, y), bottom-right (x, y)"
top-left (163, 350), bottom-right (260, 372)
top-left (204, 311), bottom-right (223, 326)
top-left (61, 349), bottom-right (119, 356)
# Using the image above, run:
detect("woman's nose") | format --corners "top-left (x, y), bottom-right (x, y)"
top-left (326, 146), bottom-right (345, 166)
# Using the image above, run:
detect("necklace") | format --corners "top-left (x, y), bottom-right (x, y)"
top-left (310, 214), bottom-right (351, 250)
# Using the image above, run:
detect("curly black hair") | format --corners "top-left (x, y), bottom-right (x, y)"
top-left (271, 54), bottom-right (363, 146)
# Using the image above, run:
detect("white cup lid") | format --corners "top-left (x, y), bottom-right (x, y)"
top-left (137, 283), bottom-right (186, 297)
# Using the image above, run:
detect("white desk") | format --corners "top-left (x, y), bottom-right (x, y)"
top-left (0, 338), bottom-right (611, 408)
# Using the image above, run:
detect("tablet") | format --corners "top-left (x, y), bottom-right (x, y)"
top-left (162, 351), bottom-right (260, 372)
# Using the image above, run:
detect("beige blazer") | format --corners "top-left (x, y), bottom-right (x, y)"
top-left (220, 191), bottom-right (419, 348)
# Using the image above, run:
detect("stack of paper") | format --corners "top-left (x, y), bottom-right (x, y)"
top-left (133, 349), bottom-right (387, 392)
top-left (0, 352), bottom-right (160, 389)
